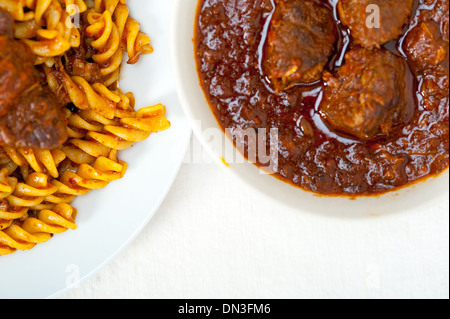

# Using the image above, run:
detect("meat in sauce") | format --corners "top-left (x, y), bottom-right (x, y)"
top-left (403, 0), bottom-right (449, 115)
top-left (263, 0), bottom-right (337, 92)
top-left (0, 9), bottom-right (67, 149)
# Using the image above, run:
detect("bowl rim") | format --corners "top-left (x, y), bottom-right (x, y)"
top-left (170, 0), bottom-right (450, 219)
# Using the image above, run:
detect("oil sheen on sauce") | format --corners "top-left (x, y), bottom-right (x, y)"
top-left (194, 0), bottom-right (449, 195)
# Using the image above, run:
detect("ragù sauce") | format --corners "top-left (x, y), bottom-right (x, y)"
top-left (194, 0), bottom-right (449, 196)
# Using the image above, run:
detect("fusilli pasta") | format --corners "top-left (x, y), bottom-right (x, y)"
top-left (0, 0), bottom-right (170, 256)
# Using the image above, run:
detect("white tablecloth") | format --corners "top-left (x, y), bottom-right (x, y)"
top-left (59, 136), bottom-right (449, 299)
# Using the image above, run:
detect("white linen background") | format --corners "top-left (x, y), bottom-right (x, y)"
top-left (59, 135), bottom-right (450, 299)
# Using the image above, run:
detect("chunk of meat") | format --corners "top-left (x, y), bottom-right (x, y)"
top-left (338, 0), bottom-right (414, 48)
top-left (64, 52), bottom-right (103, 84)
top-left (263, 0), bottom-right (337, 92)
top-left (404, 21), bottom-right (448, 72)
top-left (320, 48), bottom-right (413, 141)
top-left (403, 0), bottom-right (449, 74)
top-left (0, 10), bottom-right (67, 149)
top-left (63, 30), bottom-right (103, 84)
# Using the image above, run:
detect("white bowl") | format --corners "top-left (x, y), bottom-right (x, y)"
top-left (170, 0), bottom-right (449, 218)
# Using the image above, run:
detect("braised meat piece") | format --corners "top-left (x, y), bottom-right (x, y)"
top-left (0, 9), bottom-right (13, 38)
top-left (338, 0), bottom-right (414, 48)
top-left (403, 0), bottom-right (449, 74)
top-left (62, 29), bottom-right (103, 84)
top-left (0, 10), bottom-right (67, 149)
top-left (320, 48), bottom-right (412, 141)
top-left (263, 0), bottom-right (337, 92)
top-left (63, 49), bottom-right (103, 84)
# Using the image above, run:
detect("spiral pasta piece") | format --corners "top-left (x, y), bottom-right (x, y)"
top-left (46, 66), bottom-right (143, 124)
top-left (91, 0), bottom-right (153, 65)
top-left (85, 9), bottom-right (123, 86)
top-left (42, 150), bottom-right (127, 208)
top-left (88, 104), bottom-right (171, 151)
top-left (0, 205), bottom-right (28, 232)
top-left (0, 0), bottom-right (34, 21)
top-left (6, 172), bottom-right (57, 208)
top-left (1, 1), bottom-right (170, 256)
top-left (6, 0), bottom-right (86, 64)
top-left (0, 169), bottom-right (27, 232)
top-left (0, 203), bottom-right (77, 255)
top-left (0, 168), bottom-right (16, 200)
top-left (24, 29), bottom-right (71, 58)
top-left (46, 68), bottom-right (119, 119)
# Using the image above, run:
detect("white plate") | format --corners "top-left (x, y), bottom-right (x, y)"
top-left (0, 0), bottom-right (190, 299)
